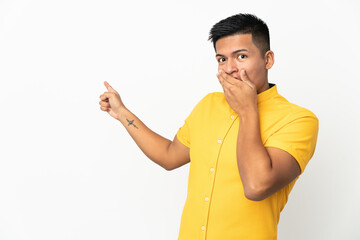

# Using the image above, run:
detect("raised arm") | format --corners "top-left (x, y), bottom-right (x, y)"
top-left (218, 70), bottom-right (301, 201)
top-left (99, 81), bottom-right (190, 171)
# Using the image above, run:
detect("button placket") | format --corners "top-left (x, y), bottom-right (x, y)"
top-left (200, 116), bottom-right (236, 239)
top-left (200, 166), bottom-right (215, 239)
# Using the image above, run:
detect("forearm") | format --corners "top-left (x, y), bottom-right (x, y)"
top-left (117, 107), bottom-right (172, 170)
top-left (236, 108), bottom-right (273, 198)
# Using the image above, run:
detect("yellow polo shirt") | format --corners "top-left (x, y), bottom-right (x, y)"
top-left (176, 84), bottom-right (319, 240)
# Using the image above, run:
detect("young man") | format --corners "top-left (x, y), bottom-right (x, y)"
top-left (99, 13), bottom-right (319, 240)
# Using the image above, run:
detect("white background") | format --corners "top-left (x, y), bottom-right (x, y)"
top-left (1, 0), bottom-right (359, 239)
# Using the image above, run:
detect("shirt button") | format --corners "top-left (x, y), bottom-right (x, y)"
top-left (217, 140), bottom-right (221, 143)
top-left (205, 197), bottom-right (209, 201)
top-left (231, 115), bottom-right (235, 119)
top-left (210, 168), bottom-right (215, 173)
top-left (201, 226), bottom-right (205, 230)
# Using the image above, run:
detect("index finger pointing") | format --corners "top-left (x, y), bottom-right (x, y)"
top-left (104, 81), bottom-right (112, 90)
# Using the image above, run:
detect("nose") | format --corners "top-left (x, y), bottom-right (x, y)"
top-left (222, 59), bottom-right (238, 75)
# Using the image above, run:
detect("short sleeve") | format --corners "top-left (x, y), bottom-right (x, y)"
top-left (264, 112), bottom-right (319, 174)
top-left (176, 94), bottom-right (212, 148)
top-left (177, 118), bottom-right (191, 148)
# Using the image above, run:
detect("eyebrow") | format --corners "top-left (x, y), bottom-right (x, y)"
top-left (216, 48), bottom-right (249, 57)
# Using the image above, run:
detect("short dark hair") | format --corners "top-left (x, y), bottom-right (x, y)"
top-left (208, 13), bottom-right (270, 56)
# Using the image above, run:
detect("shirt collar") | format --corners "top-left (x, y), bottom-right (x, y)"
top-left (257, 83), bottom-right (277, 104)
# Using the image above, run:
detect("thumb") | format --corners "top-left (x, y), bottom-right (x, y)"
top-left (104, 81), bottom-right (117, 93)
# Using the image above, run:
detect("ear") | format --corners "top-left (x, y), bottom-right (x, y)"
top-left (264, 50), bottom-right (274, 70)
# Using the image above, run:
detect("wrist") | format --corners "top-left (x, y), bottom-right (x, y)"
top-left (116, 106), bottom-right (129, 121)
top-left (237, 105), bottom-right (258, 119)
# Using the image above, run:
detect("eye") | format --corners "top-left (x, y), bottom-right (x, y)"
top-left (217, 57), bottom-right (226, 63)
top-left (238, 54), bottom-right (247, 59)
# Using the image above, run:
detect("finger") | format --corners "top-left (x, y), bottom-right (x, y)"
top-left (100, 106), bottom-right (109, 111)
top-left (239, 69), bottom-right (250, 81)
top-left (99, 100), bottom-right (110, 107)
top-left (216, 71), bottom-right (230, 88)
top-left (219, 70), bottom-right (247, 91)
top-left (216, 71), bottom-right (223, 83)
top-left (217, 73), bottom-right (234, 94)
top-left (217, 71), bottom-right (235, 92)
top-left (219, 70), bottom-right (238, 85)
top-left (104, 81), bottom-right (116, 93)
top-left (217, 73), bottom-right (226, 93)
top-left (100, 92), bottom-right (113, 101)
top-left (240, 70), bottom-right (255, 89)
top-left (220, 76), bottom-right (233, 89)
top-left (99, 95), bottom-right (107, 101)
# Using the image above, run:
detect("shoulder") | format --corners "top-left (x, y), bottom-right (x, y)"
top-left (262, 92), bottom-right (319, 140)
top-left (286, 102), bottom-right (318, 125)
top-left (272, 92), bottom-right (318, 123)
top-left (200, 92), bottom-right (225, 102)
top-left (273, 100), bottom-right (319, 141)
top-left (194, 92), bottom-right (226, 109)
top-left (185, 92), bottom-right (228, 121)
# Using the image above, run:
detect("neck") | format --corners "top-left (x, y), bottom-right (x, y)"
top-left (257, 81), bottom-right (270, 94)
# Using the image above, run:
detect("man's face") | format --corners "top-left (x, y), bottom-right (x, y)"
top-left (215, 33), bottom-right (271, 93)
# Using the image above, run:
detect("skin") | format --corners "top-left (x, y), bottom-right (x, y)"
top-left (99, 82), bottom-right (190, 171)
top-left (99, 33), bottom-right (300, 201)
top-left (216, 34), bottom-right (301, 201)
top-left (215, 33), bottom-right (271, 96)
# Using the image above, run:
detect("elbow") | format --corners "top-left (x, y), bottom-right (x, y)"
top-left (243, 184), bottom-right (270, 201)
top-left (163, 165), bottom-right (174, 171)
top-left (162, 161), bottom-right (175, 171)
top-left (244, 191), bottom-right (267, 202)
top-left (162, 163), bottom-right (172, 171)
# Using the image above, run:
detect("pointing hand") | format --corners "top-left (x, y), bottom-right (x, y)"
top-left (99, 81), bottom-right (125, 120)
